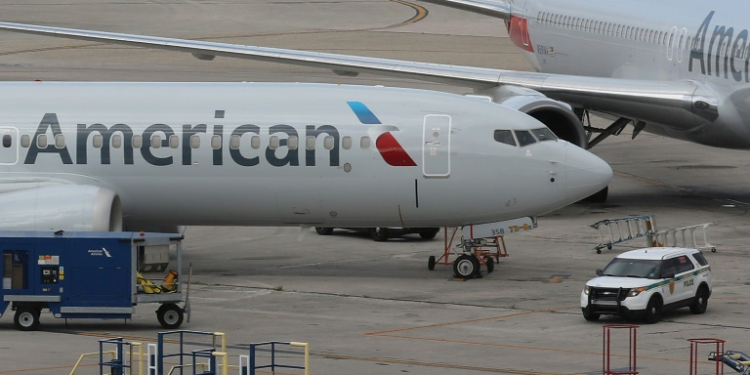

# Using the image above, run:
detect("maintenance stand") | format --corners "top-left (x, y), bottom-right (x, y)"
top-left (0, 231), bottom-right (189, 331)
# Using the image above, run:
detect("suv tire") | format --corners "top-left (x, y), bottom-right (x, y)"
top-left (644, 296), bottom-right (662, 324)
top-left (582, 306), bottom-right (600, 322)
top-left (690, 286), bottom-right (709, 314)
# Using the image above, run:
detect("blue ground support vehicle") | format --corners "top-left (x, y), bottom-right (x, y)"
top-left (0, 231), bottom-right (188, 331)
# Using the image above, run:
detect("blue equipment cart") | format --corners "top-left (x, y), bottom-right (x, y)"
top-left (0, 231), bottom-right (188, 331)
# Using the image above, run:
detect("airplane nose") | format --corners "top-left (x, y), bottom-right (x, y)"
top-left (565, 145), bottom-right (613, 201)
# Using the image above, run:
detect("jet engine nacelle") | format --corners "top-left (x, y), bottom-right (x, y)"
top-left (0, 185), bottom-right (122, 231)
top-left (476, 85), bottom-right (587, 148)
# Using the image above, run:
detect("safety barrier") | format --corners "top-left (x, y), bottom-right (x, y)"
top-left (244, 341), bottom-right (309, 375)
top-left (72, 338), bottom-right (143, 375)
top-left (155, 330), bottom-right (225, 375)
top-left (602, 324), bottom-right (638, 375)
top-left (690, 338), bottom-right (725, 375)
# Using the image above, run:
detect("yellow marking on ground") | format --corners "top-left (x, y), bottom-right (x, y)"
top-left (364, 306), bottom-right (578, 335)
top-left (547, 276), bottom-right (565, 283)
top-left (384, 0), bottom-right (429, 29)
top-left (614, 172), bottom-right (687, 193)
top-left (318, 353), bottom-right (574, 375)
top-left (371, 333), bottom-right (686, 364)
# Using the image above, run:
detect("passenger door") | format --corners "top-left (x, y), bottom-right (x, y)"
top-left (422, 115), bottom-right (451, 178)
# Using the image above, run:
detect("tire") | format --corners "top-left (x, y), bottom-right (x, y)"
top-left (157, 303), bottom-right (184, 329)
top-left (14, 307), bottom-right (41, 331)
top-left (485, 257), bottom-right (494, 273)
top-left (418, 228), bottom-right (440, 240)
top-left (427, 255), bottom-right (436, 271)
top-left (644, 296), bottom-right (662, 324)
top-left (582, 306), bottom-right (600, 322)
top-left (583, 187), bottom-right (608, 203)
top-left (369, 227), bottom-right (389, 242)
top-left (453, 254), bottom-right (479, 279)
top-left (315, 227), bottom-right (333, 235)
top-left (690, 286), bottom-right (709, 314)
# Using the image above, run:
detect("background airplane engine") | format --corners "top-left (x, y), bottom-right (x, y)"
top-left (476, 85), bottom-right (587, 148)
top-left (0, 185), bottom-right (122, 231)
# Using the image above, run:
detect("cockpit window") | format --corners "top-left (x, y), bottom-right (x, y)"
top-left (514, 130), bottom-right (537, 146)
top-left (531, 128), bottom-right (557, 141)
top-left (493, 130), bottom-right (516, 146)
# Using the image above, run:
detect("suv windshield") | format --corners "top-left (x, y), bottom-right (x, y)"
top-left (601, 258), bottom-right (662, 279)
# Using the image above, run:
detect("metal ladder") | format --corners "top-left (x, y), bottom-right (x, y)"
top-left (652, 223), bottom-right (716, 253)
top-left (591, 215), bottom-right (656, 253)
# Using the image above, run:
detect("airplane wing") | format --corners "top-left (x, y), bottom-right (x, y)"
top-left (0, 22), bottom-right (719, 129)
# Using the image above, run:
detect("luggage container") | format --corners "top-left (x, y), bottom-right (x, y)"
top-left (0, 231), bottom-right (188, 330)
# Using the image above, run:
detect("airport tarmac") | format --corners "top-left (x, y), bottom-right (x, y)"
top-left (1, 1), bottom-right (750, 374)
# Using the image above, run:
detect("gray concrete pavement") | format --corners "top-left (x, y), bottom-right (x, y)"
top-left (0, 1), bottom-right (749, 374)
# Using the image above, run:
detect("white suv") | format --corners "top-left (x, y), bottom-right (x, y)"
top-left (581, 247), bottom-right (712, 323)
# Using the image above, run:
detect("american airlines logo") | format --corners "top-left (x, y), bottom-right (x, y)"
top-left (88, 248), bottom-right (112, 258)
top-left (21, 102), bottom-right (416, 168)
top-left (689, 11), bottom-right (750, 83)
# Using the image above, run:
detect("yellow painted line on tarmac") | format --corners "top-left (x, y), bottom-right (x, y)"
top-left (364, 306), bottom-right (579, 335)
top-left (318, 353), bottom-right (575, 375)
top-left (383, 0), bottom-right (429, 29)
top-left (0, 364), bottom-right (90, 374)
top-left (614, 171), bottom-right (687, 193)
top-left (371, 333), bottom-right (686, 364)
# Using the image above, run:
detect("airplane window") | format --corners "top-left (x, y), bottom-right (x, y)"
top-left (92, 135), bottom-right (103, 149)
top-left (668, 33), bottom-right (674, 48)
top-left (514, 130), bottom-right (537, 147)
top-left (210, 135), bottom-right (221, 150)
top-left (37, 134), bottom-right (48, 148)
top-left (2, 135), bottom-right (10, 148)
top-left (133, 135), bottom-right (143, 149)
top-left (288, 136), bottom-right (299, 150)
top-left (251, 135), bottom-right (261, 149)
top-left (20, 135), bottom-right (30, 148)
top-left (269, 136), bottom-right (279, 150)
top-left (324, 136), bottom-right (334, 150)
top-left (55, 134), bottom-right (65, 149)
top-left (169, 135), bottom-right (179, 149)
top-left (113, 134), bottom-right (122, 148)
top-left (342, 136), bottom-right (352, 150)
top-left (151, 135), bottom-right (161, 149)
top-left (190, 134), bottom-right (200, 149)
top-left (360, 136), bottom-right (371, 149)
top-left (230, 135), bottom-right (240, 150)
top-left (493, 130), bottom-right (516, 147)
top-left (306, 136), bottom-right (316, 150)
top-left (678, 35), bottom-right (684, 51)
top-left (531, 128), bottom-right (557, 142)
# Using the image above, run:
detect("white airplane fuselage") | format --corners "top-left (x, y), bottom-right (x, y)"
top-left (0, 82), bottom-right (611, 232)
top-left (511, 0), bottom-right (750, 147)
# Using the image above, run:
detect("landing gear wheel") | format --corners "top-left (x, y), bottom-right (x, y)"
top-left (369, 227), bottom-right (389, 242)
top-left (485, 257), bottom-right (494, 273)
top-left (14, 307), bottom-right (40, 331)
top-left (584, 187), bottom-right (608, 203)
top-left (315, 227), bottom-right (333, 235)
top-left (453, 254), bottom-right (480, 279)
top-left (690, 287), bottom-right (709, 314)
top-left (427, 256), bottom-right (436, 271)
top-left (418, 228), bottom-right (440, 240)
top-left (644, 297), bottom-right (662, 324)
top-left (157, 303), bottom-right (184, 329)
top-left (582, 306), bottom-right (600, 322)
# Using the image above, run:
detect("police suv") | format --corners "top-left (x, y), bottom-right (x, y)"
top-left (581, 247), bottom-right (711, 323)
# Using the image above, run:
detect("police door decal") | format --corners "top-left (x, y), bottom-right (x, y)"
top-left (0, 127), bottom-right (18, 165)
top-left (422, 115), bottom-right (451, 178)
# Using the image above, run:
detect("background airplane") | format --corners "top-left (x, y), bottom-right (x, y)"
top-left (2, 0), bottom-right (743, 154)
top-left (0, 81), bottom-right (611, 232)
